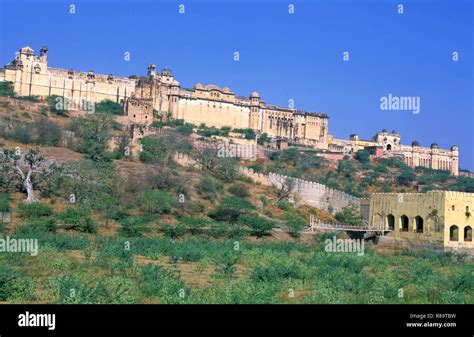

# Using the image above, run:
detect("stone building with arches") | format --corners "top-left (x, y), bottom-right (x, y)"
top-left (364, 191), bottom-right (474, 253)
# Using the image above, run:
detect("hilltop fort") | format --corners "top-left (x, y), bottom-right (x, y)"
top-left (0, 45), bottom-right (460, 175)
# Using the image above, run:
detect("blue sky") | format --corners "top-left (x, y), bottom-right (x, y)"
top-left (1, 0), bottom-right (473, 170)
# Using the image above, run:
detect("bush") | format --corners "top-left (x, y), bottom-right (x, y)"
top-left (27, 217), bottom-right (57, 233)
top-left (58, 207), bottom-right (95, 233)
top-left (239, 214), bottom-right (275, 237)
top-left (176, 123), bottom-right (194, 134)
top-left (0, 81), bottom-right (14, 96)
top-left (18, 203), bottom-right (54, 218)
top-left (228, 183), bottom-right (250, 198)
top-left (10, 125), bottom-right (33, 144)
top-left (119, 216), bottom-right (151, 237)
top-left (34, 118), bottom-right (62, 146)
top-left (138, 265), bottom-right (187, 302)
top-left (397, 169), bottom-right (416, 186)
top-left (0, 193), bottom-right (11, 213)
top-left (221, 196), bottom-right (255, 211)
top-left (180, 217), bottom-right (210, 235)
top-left (48, 95), bottom-right (68, 115)
top-left (355, 150), bottom-right (370, 164)
top-left (0, 265), bottom-right (17, 300)
top-left (139, 190), bottom-right (175, 215)
top-left (95, 100), bottom-right (123, 115)
top-left (195, 175), bottom-right (222, 201)
top-left (277, 200), bottom-right (291, 211)
top-left (285, 214), bottom-right (307, 238)
top-left (335, 204), bottom-right (363, 226)
top-left (257, 133), bottom-right (269, 145)
top-left (208, 207), bottom-right (242, 223)
top-left (163, 224), bottom-right (185, 239)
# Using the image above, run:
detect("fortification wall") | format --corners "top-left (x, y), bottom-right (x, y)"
top-left (173, 153), bottom-right (359, 212)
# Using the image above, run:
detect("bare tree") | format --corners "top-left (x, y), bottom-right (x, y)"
top-left (0, 148), bottom-right (46, 203)
top-left (275, 176), bottom-right (296, 203)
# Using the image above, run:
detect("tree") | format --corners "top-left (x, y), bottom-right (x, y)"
top-left (34, 118), bottom-right (62, 146)
top-left (58, 207), bottom-right (95, 233)
top-left (0, 81), bottom-right (14, 97)
top-left (191, 142), bottom-right (238, 182)
top-left (95, 194), bottom-right (119, 227)
top-left (139, 190), bottom-right (175, 215)
top-left (69, 114), bottom-right (114, 162)
top-left (0, 193), bottom-right (11, 226)
top-left (95, 100), bottom-right (123, 115)
top-left (355, 150), bottom-right (370, 164)
top-left (140, 130), bottom-right (192, 165)
top-left (275, 176), bottom-right (296, 202)
top-left (0, 148), bottom-right (48, 203)
top-left (285, 214), bottom-right (307, 238)
top-left (397, 169), bottom-right (416, 186)
top-left (180, 217), bottom-right (210, 235)
top-left (335, 204), bottom-right (363, 226)
top-left (239, 214), bottom-right (275, 237)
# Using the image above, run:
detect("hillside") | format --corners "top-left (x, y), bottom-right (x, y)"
top-left (0, 95), bottom-right (472, 304)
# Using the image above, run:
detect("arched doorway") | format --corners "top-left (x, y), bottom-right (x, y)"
top-left (415, 216), bottom-right (424, 233)
top-left (464, 226), bottom-right (472, 242)
top-left (449, 225), bottom-right (459, 241)
top-left (400, 215), bottom-right (409, 232)
top-left (386, 144), bottom-right (392, 151)
top-left (373, 213), bottom-right (383, 230)
top-left (387, 214), bottom-right (395, 230)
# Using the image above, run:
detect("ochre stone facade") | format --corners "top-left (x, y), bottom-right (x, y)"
top-left (364, 191), bottom-right (474, 253)
top-left (0, 46), bottom-right (460, 175)
top-left (334, 130), bottom-right (459, 175)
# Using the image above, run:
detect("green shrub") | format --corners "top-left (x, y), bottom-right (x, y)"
top-left (18, 203), bottom-right (54, 218)
top-left (285, 214), bottom-right (307, 238)
top-left (58, 207), bottom-right (95, 233)
top-left (138, 265), bottom-right (187, 302)
top-left (335, 204), bottom-right (363, 226)
top-left (119, 216), bottom-right (151, 237)
top-left (277, 200), bottom-right (291, 211)
top-left (180, 217), bottom-right (210, 235)
top-left (196, 175), bottom-right (223, 201)
top-left (221, 196), bottom-right (255, 210)
top-left (228, 183), bottom-right (250, 198)
top-left (139, 190), bottom-right (175, 215)
top-left (0, 81), bottom-right (14, 96)
top-left (26, 217), bottom-right (57, 233)
top-left (397, 169), bottom-right (416, 186)
top-left (355, 150), bottom-right (370, 164)
top-left (163, 224), bottom-right (185, 239)
top-left (207, 222), bottom-right (232, 238)
top-left (0, 265), bottom-right (17, 301)
top-left (94, 99), bottom-right (123, 115)
top-left (176, 123), bottom-right (194, 134)
top-left (239, 214), bottom-right (275, 237)
top-left (34, 118), bottom-right (62, 146)
top-left (10, 125), bottom-right (33, 144)
top-left (48, 95), bottom-right (68, 115)
top-left (208, 207), bottom-right (242, 223)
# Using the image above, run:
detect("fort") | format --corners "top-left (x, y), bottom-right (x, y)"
top-left (0, 45), bottom-right (460, 175)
